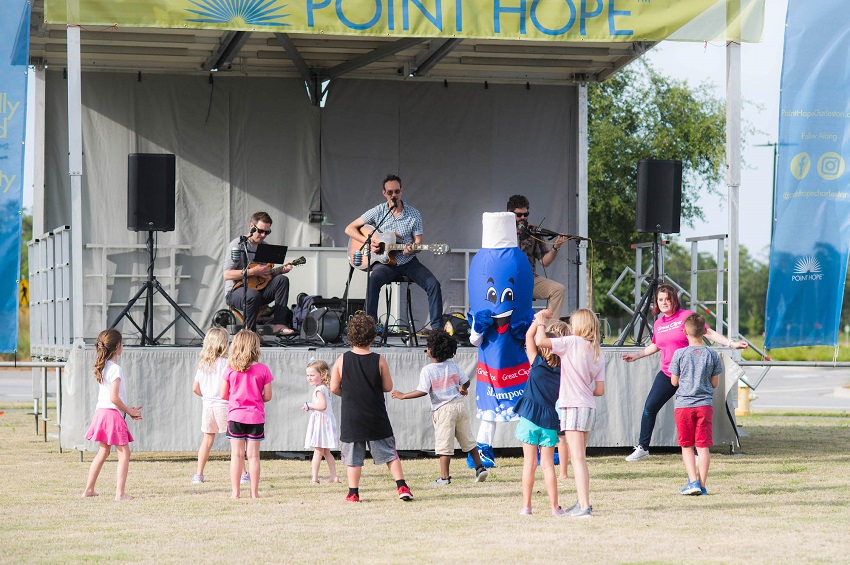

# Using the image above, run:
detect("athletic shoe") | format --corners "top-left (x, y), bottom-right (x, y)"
top-left (474, 466), bottom-right (489, 482)
top-left (681, 480), bottom-right (702, 496)
top-left (552, 506), bottom-right (567, 517)
top-left (397, 485), bottom-right (413, 501)
top-left (700, 486), bottom-right (708, 496)
top-left (563, 501), bottom-right (579, 514)
top-left (569, 505), bottom-right (593, 518)
top-left (241, 472), bottom-right (250, 485)
top-left (431, 477), bottom-right (451, 486)
top-left (519, 507), bottom-right (532, 516)
top-left (345, 492), bottom-right (360, 503)
top-left (191, 474), bottom-right (204, 484)
top-left (625, 446), bottom-right (650, 462)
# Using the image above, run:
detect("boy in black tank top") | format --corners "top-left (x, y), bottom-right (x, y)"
top-left (330, 314), bottom-right (413, 503)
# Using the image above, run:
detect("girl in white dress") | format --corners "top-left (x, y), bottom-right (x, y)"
top-left (302, 359), bottom-right (340, 483)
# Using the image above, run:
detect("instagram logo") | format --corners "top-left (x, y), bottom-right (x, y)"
top-left (817, 152), bottom-right (845, 181)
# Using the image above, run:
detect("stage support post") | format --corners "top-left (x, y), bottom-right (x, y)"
top-left (67, 25), bottom-right (85, 342)
top-left (577, 82), bottom-right (589, 309)
top-left (726, 2), bottom-right (741, 356)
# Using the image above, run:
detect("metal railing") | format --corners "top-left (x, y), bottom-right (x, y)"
top-left (28, 227), bottom-right (72, 360)
top-left (0, 361), bottom-right (66, 447)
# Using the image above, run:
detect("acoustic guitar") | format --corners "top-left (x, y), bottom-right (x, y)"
top-left (232, 256), bottom-right (306, 291)
top-left (348, 229), bottom-right (450, 271)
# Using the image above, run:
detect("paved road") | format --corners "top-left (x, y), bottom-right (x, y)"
top-left (0, 368), bottom-right (55, 404)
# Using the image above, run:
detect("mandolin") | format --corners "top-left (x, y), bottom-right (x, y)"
top-left (232, 256), bottom-right (306, 291)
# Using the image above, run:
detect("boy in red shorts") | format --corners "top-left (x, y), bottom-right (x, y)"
top-left (669, 314), bottom-right (722, 496)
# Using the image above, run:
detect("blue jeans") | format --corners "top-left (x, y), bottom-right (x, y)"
top-left (226, 274), bottom-right (290, 331)
top-left (638, 370), bottom-right (678, 450)
top-left (365, 257), bottom-right (443, 329)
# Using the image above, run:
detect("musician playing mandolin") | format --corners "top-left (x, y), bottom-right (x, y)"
top-left (344, 175), bottom-right (444, 331)
top-left (222, 211), bottom-right (297, 335)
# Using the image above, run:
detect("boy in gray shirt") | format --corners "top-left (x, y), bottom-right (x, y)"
top-left (669, 313), bottom-right (722, 496)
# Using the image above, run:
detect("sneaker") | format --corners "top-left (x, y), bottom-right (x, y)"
top-left (569, 505), bottom-right (593, 518)
top-left (625, 446), bottom-right (650, 462)
top-left (430, 477), bottom-right (451, 486)
top-left (241, 472), bottom-right (250, 485)
top-left (552, 506), bottom-right (567, 517)
top-left (345, 492), bottom-right (360, 503)
top-left (397, 485), bottom-right (413, 501)
top-left (681, 480), bottom-right (702, 496)
top-left (564, 502), bottom-right (579, 514)
top-left (191, 474), bottom-right (204, 484)
top-left (474, 467), bottom-right (489, 483)
top-left (519, 507), bottom-right (532, 516)
top-left (700, 486), bottom-right (708, 496)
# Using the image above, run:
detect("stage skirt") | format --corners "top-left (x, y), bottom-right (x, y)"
top-left (85, 408), bottom-right (134, 446)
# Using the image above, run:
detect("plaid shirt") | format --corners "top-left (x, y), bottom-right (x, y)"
top-left (361, 201), bottom-right (424, 266)
top-left (517, 227), bottom-right (549, 277)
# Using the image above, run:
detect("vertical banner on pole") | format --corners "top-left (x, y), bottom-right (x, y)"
top-left (0, 1), bottom-right (31, 353)
top-left (765, 0), bottom-right (850, 349)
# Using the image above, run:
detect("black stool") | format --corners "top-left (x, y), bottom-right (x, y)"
top-left (380, 275), bottom-right (418, 347)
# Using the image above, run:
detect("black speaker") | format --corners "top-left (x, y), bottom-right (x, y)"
top-left (128, 153), bottom-right (176, 232)
top-left (302, 307), bottom-right (342, 344)
top-left (635, 159), bottom-right (682, 234)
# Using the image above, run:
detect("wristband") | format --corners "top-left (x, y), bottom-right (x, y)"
top-left (305, 402), bottom-right (310, 411)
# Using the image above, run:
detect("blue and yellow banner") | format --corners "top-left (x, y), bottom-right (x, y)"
top-left (0, 0), bottom-right (30, 353)
top-left (45, 0), bottom-right (763, 42)
top-left (765, 0), bottom-right (850, 349)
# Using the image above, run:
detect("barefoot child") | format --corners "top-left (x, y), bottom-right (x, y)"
top-left (192, 327), bottom-right (229, 484)
top-left (535, 309), bottom-right (605, 518)
top-left (330, 314), bottom-right (412, 503)
top-left (669, 313), bottom-right (722, 496)
top-left (220, 329), bottom-right (274, 499)
top-left (302, 359), bottom-right (340, 484)
top-left (515, 311), bottom-right (570, 516)
top-left (392, 328), bottom-right (489, 485)
top-left (82, 329), bottom-right (142, 501)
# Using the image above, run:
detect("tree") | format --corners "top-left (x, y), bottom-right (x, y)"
top-left (588, 61), bottom-right (727, 320)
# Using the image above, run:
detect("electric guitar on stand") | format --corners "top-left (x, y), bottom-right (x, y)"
top-left (232, 256), bottom-right (306, 291)
top-left (348, 229), bottom-right (450, 270)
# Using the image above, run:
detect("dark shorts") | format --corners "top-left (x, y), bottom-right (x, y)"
top-left (226, 420), bottom-right (265, 441)
top-left (675, 406), bottom-right (713, 448)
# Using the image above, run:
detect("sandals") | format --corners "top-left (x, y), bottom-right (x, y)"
top-left (275, 326), bottom-right (297, 336)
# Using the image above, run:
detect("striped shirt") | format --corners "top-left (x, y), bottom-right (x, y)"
top-left (416, 360), bottom-right (469, 411)
top-left (361, 201), bottom-right (424, 266)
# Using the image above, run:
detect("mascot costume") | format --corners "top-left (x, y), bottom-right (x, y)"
top-left (467, 212), bottom-right (534, 468)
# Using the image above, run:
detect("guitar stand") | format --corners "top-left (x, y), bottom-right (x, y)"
top-left (109, 230), bottom-right (205, 345)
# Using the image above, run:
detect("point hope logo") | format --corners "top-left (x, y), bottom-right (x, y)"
top-left (791, 256), bottom-right (823, 282)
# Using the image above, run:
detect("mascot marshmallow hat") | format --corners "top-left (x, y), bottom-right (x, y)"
top-left (467, 212), bottom-right (534, 468)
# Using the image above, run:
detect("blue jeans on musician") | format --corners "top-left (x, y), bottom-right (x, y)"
top-left (638, 370), bottom-right (678, 450)
top-left (365, 257), bottom-right (443, 329)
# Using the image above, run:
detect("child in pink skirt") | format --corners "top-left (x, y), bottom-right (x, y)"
top-left (82, 329), bottom-right (143, 501)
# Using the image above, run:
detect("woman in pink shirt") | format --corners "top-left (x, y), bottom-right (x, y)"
top-left (621, 284), bottom-right (746, 462)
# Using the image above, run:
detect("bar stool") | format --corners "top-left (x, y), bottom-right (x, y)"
top-left (380, 275), bottom-right (418, 346)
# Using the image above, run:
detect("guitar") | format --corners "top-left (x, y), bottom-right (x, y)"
top-left (348, 229), bottom-right (450, 271)
top-left (232, 256), bottom-right (306, 291)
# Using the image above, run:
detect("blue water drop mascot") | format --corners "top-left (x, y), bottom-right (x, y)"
top-left (466, 212), bottom-right (534, 468)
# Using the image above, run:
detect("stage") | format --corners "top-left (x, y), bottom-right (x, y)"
top-left (60, 344), bottom-right (741, 453)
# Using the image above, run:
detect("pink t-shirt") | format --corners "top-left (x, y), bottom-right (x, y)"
top-left (223, 362), bottom-right (274, 424)
top-left (550, 336), bottom-right (606, 409)
top-left (651, 309), bottom-right (708, 377)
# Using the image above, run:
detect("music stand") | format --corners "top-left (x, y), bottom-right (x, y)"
top-left (251, 243), bottom-right (288, 265)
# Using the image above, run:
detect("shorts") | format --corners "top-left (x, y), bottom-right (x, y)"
top-left (340, 436), bottom-right (398, 467)
top-left (675, 406), bottom-right (713, 448)
top-left (559, 407), bottom-right (596, 433)
top-left (201, 405), bottom-right (229, 434)
top-left (432, 398), bottom-right (476, 455)
top-left (514, 416), bottom-right (559, 448)
top-left (226, 420), bottom-right (265, 441)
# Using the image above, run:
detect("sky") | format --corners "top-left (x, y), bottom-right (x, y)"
top-left (645, 0), bottom-right (789, 260)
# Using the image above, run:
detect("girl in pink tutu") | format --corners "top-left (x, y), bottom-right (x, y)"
top-left (82, 329), bottom-right (142, 501)
top-left (302, 359), bottom-right (339, 484)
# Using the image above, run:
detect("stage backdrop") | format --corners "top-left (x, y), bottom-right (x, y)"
top-left (42, 73), bottom-right (577, 342)
top-left (765, 0), bottom-right (850, 349)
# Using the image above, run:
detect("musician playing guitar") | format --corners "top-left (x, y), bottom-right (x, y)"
top-left (344, 175), bottom-right (444, 331)
top-left (222, 211), bottom-right (297, 335)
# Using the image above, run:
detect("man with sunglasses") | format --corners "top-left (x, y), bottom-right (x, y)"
top-left (222, 211), bottom-right (296, 335)
top-left (507, 194), bottom-right (568, 319)
top-left (345, 174), bottom-right (443, 331)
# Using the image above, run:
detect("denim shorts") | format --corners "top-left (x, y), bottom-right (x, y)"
top-left (340, 436), bottom-right (398, 466)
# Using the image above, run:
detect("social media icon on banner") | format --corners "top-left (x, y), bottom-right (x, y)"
top-left (790, 152), bottom-right (811, 180)
top-left (817, 152), bottom-right (845, 180)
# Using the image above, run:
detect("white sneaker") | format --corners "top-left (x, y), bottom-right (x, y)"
top-left (625, 446), bottom-right (650, 462)
top-left (241, 472), bottom-right (250, 485)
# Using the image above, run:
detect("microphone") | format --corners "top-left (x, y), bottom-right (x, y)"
top-left (353, 251), bottom-right (363, 266)
top-left (231, 248), bottom-right (242, 262)
top-left (391, 197), bottom-right (398, 209)
top-left (518, 223), bottom-right (531, 241)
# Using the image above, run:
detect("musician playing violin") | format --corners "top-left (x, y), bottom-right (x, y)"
top-left (345, 175), bottom-right (444, 330)
top-left (508, 194), bottom-right (569, 319)
top-left (222, 211), bottom-right (296, 335)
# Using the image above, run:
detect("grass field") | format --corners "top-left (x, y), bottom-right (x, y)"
top-left (1, 406), bottom-right (849, 564)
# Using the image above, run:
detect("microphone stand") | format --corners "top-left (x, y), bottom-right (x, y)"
top-left (239, 235), bottom-right (251, 330)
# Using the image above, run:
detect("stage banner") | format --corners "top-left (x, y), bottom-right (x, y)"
top-left (44, 0), bottom-right (763, 42)
top-left (0, 0), bottom-right (30, 353)
top-left (764, 0), bottom-right (850, 349)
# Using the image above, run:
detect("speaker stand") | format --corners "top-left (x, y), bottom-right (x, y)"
top-left (614, 232), bottom-right (662, 346)
top-left (109, 230), bottom-right (205, 345)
